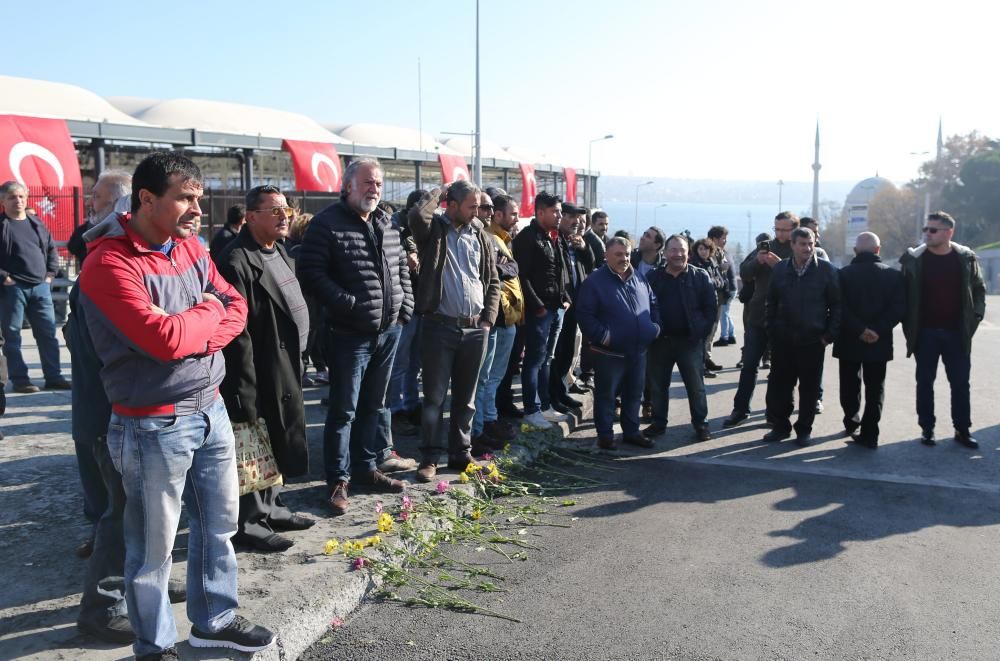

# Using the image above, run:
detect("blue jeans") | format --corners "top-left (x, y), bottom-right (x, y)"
top-left (648, 336), bottom-right (708, 427)
top-left (107, 397), bottom-right (239, 656)
top-left (915, 327), bottom-right (971, 432)
top-left (719, 301), bottom-right (735, 339)
top-left (324, 324), bottom-right (401, 485)
top-left (592, 348), bottom-right (646, 439)
top-left (732, 324), bottom-right (769, 414)
top-left (388, 315), bottom-right (421, 413)
top-left (521, 307), bottom-right (563, 414)
top-left (0, 281), bottom-right (63, 383)
top-left (473, 324), bottom-right (517, 435)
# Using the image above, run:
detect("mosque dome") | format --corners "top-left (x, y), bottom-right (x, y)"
top-left (845, 176), bottom-right (896, 207)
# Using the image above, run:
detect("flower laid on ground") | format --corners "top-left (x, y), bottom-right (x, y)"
top-left (436, 480), bottom-right (450, 494)
top-left (352, 557), bottom-right (367, 570)
top-left (375, 501), bottom-right (384, 514)
top-left (323, 539), bottom-right (340, 555)
top-left (400, 509), bottom-right (411, 522)
top-left (353, 540), bottom-right (365, 552)
top-left (331, 617), bottom-right (344, 628)
top-left (465, 462), bottom-right (482, 473)
top-left (377, 512), bottom-right (394, 533)
top-left (482, 453), bottom-right (493, 460)
top-left (470, 508), bottom-right (482, 520)
top-left (365, 535), bottom-right (382, 547)
top-left (459, 472), bottom-right (470, 484)
top-left (402, 495), bottom-right (413, 511)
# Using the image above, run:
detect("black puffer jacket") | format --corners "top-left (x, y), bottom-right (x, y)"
top-left (512, 219), bottom-right (569, 313)
top-left (297, 200), bottom-right (413, 334)
top-left (765, 256), bottom-right (842, 346)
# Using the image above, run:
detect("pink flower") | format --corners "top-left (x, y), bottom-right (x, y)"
top-left (331, 617), bottom-right (344, 628)
top-left (399, 510), bottom-right (410, 522)
top-left (375, 501), bottom-right (383, 514)
top-left (401, 495), bottom-right (413, 511)
top-left (352, 557), bottom-right (366, 570)
top-left (482, 453), bottom-right (493, 460)
top-left (435, 480), bottom-right (450, 494)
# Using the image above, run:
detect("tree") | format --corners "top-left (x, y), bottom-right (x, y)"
top-left (912, 131), bottom-right (993, 211)
top-left (867, 187), bottom-right (923, 260)
top-left (942, 149), bottom-right (1000, 247)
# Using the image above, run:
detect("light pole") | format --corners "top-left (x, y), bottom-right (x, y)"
top-left (587, 134), bottom-right (614, 207)
top-left (777, 179), bottom-right (784, 212)
top-left (473, 0), bottom-right (482, 185)
top-left (634, 180), bottom-right (654, 237)
top-left (654, 203), bottom-right (669, 224)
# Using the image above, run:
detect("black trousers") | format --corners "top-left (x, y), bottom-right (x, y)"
top-left (549, 307), bottom-right (578, 404)
top-left (765, 341), bottom-right (825, 436)
top-left (497, 324), bottom-right (525, 412)
top-left (838, 359), bottom-right (887, 442)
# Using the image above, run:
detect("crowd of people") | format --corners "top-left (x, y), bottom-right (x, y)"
top-left (0, 150), bottom-right (987, 660)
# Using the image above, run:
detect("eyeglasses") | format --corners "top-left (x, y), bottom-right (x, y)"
top-left (923, 226), bottom-right (943, 234)
top-left (255, 206), bottom-right (296, 219)
top-left (773, 226), bottom-right (793, 232)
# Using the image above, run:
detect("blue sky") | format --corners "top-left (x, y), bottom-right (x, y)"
top-left (7, 0), bottom-right (998, 183)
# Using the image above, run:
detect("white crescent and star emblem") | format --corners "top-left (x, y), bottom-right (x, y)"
top-left (9, 141), bottom-right (65, 188)
top-left (310, 152), bottom-right (340, 192)
top-left (452, 166), bottom-right (468, 182)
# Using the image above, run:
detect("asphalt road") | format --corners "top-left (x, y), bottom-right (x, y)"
top-left (304, 298), bottom-right (1000, 661)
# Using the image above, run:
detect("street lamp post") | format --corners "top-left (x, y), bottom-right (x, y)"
top-left (634, 180), bottom-right (654, 237)
top-left (587, 134), bottom-right (614, 207)
top-left (777, 179), bottom-right (784, 212)
top-left (654, 203), bottom-right (669, 224)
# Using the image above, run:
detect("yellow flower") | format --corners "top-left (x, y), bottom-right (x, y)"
top-left (323, 539), bottom-right (340, 555)
top-left (353, 540), bottom-right (365, 552)
top-left (487, 469), bottom-right (501, 481)
top-left (486, 463), bottom-right (496, 472)
top-left (471, 509), bottom-right (482, 520)
top-left (366, 535), bottom-right (382, 547)
top-left (377, 512), bottom-right (394, 533)
top-left (465, 462), bottom-right (482, 473)
top-left (459, 472), bottom-right (470, 484)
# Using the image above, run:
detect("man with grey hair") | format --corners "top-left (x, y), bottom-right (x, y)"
top-left (298, 158), bottom-right (414, 515)
top-left (407, 180), bottom-right (500, 482)
top-left (833, 231), bottom-right (905, 448)
top-left (0, 180), bottom-right (70, 392)
top-left (68, 170), bottom-right (132, 268)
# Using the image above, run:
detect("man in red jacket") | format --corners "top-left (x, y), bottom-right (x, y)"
top-left (79, 153), bottom-right (274, 659)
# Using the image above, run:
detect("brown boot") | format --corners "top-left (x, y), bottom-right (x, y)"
top-left (328, 481), bottom-right (349, 515)
top-left (416, 462), bottom-right (438, 483)
top-left (356, 469), bottom-right (407, 493)
top-left (483, 420), bottom-right (516, 441)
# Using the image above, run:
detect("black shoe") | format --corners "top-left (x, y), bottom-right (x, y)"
top-left (844, 421), bottom-right (860, 437)
top-left (712, 339), bottom-right (729, 348)
top-left (569, 382), bottom-right (590, 395)
top-left (735, 360), bottom-right (744, 369)
top-left (43, 378), bottom-right (72, 390)
top-left (814, 400), bottom-right (824, 414)
top-left (795, 433), bottom-right (812, 447)
top-left (76, 538), bottom-right (94, 558)
top-left (447, 454), bottom-right (479, 470)
top-left (851, 435), bottom-right (878, 449)
top-left (722, 410), bottom-right (748, 428)
top-left (921, 428), bottom-right (936, 446)
top-left (954, 429), bottom-right (979, 449)
top-left (642, 423), bottom-right (666, 439)
top-left (704, 369), bottom-right (718, 379)
top-left (551, 401), bottom-right (578, 416)
top-left (137, 647), bottom-right (179, 661)
top-left (623, 434), bottom-right (655, 449)
top-left (693, 425), bottom-right (711, 442)
top-left (233, 532), bottom-right (294, 553)
top-left (726, 337), bottom-right (738, 345)
top-left (763, 429), bottom-right (790, 442)
top-left (705, 359), bottom-right (723, 371)
top-left (270, 514), bottom-right (316, 532)
top-left (77, 614), bottom-right (135, 644)
top-left (498, 405), bottom-right (524, 419)
top-left (560, 395), bottom-right (584, 409)
top-left (189, 615), bottom-right (276, 653)
top-left (761, 360), bottom-right (771, 370)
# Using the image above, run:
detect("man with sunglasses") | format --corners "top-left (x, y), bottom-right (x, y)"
top-left (298, 158), bottom-right (414, 515)
top-left (900, 212), bottom-right (986, 448)
top-left (724, 211), bottom-right (797, 427)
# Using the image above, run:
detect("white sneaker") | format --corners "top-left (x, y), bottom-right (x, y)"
top-left (541, 407), bottom-right (570, 423)
top-left (523, 411), bottom-right (553, 429)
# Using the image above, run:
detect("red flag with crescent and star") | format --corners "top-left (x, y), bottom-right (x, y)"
top-left (438, 154), bottom-right (470, 184)
top-left (282, 140), bottom-right (342, 192)
top-left (519, 163), bottom-right (537, 217)
top-left (564, 167), bottom-right (577, 204)
top-left (0, 114), bottom-right (84, 243)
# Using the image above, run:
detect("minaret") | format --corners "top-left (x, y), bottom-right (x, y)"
top-left (936, 116), bottom-right (943, 160)
top-left (811, 120), bottom-right (821, 220)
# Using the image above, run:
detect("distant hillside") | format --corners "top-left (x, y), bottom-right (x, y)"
top-left (596, 176), bottom-right (857, 207)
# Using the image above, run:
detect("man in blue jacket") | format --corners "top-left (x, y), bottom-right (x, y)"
top-left (643, 235), bottom-right (718, 444)
top-left (576, 237), bottom-right (660, 449)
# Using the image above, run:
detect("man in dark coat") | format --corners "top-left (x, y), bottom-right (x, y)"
top-left (833, 232), bottom-right (905, 448)
top-left (219, 185), bottom-right (315, 551)
top-left (209, 204), bottom-right (245, 268)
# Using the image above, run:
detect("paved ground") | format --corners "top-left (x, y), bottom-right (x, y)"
top-left (3, 297), bottom-right (999, 659)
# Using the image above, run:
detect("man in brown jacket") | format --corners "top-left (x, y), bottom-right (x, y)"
top-left (407, 181), bottom-right (501, 480)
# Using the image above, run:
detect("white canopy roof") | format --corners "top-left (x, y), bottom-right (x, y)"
top-left (439, 137), bottom-right (518, 161)
top-left (0, 75), bottom-right (148, 125)
top-left (333, 123), bottom-right (460, 155)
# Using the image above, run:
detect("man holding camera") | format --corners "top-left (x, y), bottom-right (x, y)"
top-left (724, 211), bottom-right (797, 427)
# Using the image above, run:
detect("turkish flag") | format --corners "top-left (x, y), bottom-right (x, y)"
top-left (283, 140), bottom-right (342, 192)
top-left (438, 154), bottom-right (470, 183)
top-left (564, 168), bottom-right (577, 204)
top-left (0, 114), bottom-right (83, 244)
top-left (519, 163), bottom-right (537, 217)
